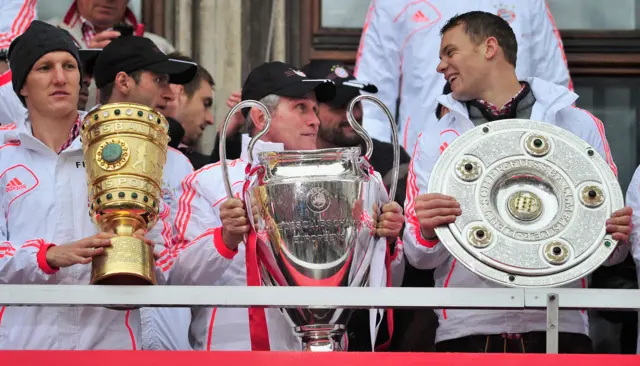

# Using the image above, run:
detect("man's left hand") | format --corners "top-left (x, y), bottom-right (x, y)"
top-left (606, 206), bottom-right (633, 242)
top-left (375, 202), bottom-right (404, 239)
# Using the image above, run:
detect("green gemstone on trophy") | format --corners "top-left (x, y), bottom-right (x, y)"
top-left (102, 143), bottom-right (123, 163)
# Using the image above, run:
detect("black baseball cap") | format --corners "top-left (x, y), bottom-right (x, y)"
top-left (301, 60), bottom-right (378, 108)
top-left (241, 61), bottom-right (336, 116)
top-left (93, 36), bottom-right (198, 88)
top-left (78, 49), bottom-right (100, 77)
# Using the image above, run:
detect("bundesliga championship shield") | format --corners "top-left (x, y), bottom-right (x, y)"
top-left (428, 119), bottom-right (623, 287)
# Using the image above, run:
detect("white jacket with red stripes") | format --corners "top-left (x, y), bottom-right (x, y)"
top-left (172, 134), bottom-right (405, 351)
top-left (403, 77), bottom-right (628, 344)
top-left (0, 112), bottom-right (219, 350)
top-left (354, 0), bottom-right (571, 152)
top-left (0, 0), bottom-right (36, 124)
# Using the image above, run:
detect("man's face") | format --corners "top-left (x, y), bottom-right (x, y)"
top-left (317, 101), bottom-right (363, 147)
top-left (78, 72), bottom-right (92, 110)
top-left (77, 0), bottom-right (128, 29)
top-left (176, 80), bottom-right (214, 146)
top-left (127, 71), bottom-right (174, 112)
top-left (436, 24), bottom-right (488, 101)
top-left (21, 51), bottom-right (80, 115)
top-left (259, 92), bottom-right (320, 151)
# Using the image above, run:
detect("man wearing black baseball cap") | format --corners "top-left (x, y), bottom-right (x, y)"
top-left (301, 60), bottom-right (411, 204)
top-left (92, 36), bottom-right (202, 351)
top-left (93, 35), bottom-right (198, 111)
top-left (301, 60), bottom-right (412, 352)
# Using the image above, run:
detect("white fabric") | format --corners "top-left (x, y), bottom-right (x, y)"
top-left (354, 0), bottom-right (571, 152)
top-left (403, 77), bottom-right (625, 344)
top-left (171, 134), bottom-right (404, 351)
top-left (0, 111), bottom-right (215, 350)
top-left (0, 72), bottom-right (25, 125)
top-left (624, 166), bottom-right (640, 354)
top-left (0, 0), bottom-right (37, 49)
top-left (0, 0), bottom-right (36, 125)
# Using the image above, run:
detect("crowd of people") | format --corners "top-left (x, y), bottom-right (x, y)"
top-left (0, 0), bottom-right (638, 355)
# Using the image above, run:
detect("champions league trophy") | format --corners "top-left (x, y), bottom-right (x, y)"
top-left (429, 119), bottom-right (624, 287)
top-left (220, 95), bottom-right (400, 351)
top-left (81, 103), bottom-right (170, 286)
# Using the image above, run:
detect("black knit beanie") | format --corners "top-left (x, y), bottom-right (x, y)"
top-left (8, 20), bottom-right (83, 107)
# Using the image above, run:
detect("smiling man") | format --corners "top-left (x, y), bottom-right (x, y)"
top-left (404, 11), bottom-right (631, 354)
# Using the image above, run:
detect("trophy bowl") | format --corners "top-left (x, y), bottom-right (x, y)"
top-left (428, 119), bottom-right (624, 288)
top-left (81, 103), bottom-right (170, 286)
top-left (248, 147), bottom-right (379, 351)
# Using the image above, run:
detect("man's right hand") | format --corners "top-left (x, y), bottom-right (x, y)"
top-left (222, 90), bottom-right (244, 136)
top-left (220, 198), bottom-right (250, 250)
top-left (87, 30), bottom-right (121, 48)
top-left (46, 233), bottom-right (116, 269)
top-left (415, 193), bottom-right (462, 240)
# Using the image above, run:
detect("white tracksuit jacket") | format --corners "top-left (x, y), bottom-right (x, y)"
top-left (354, 0), bottom-right (571, 152)
top-left (170, 134), bottom-right (405, 351)
top-left (624, 167), bottom-right (640, 353)
top-left (0, 0), bottom-right (36, 125)
top-left (0, 112), bottom-right (226, 350)
top-left (403, 77), bottom-right (627, 344)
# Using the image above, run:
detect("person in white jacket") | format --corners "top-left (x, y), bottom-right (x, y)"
top-left (0, 0), bottom-right (37, 125)
top-left (91, 35), bottom-right (200, 350)
top-left (355, 0), bottom-right (571, 152)
top-left (625, 167), bottom-right (640, 354)
top-left (172, 61), bottom-right (405, 351)
top-left (403, 11), bottom-right (632, 353)
top-left (0, 20), bottom-right (222, 350)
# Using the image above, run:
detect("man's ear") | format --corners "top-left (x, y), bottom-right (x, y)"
top-left (114, 71), bottom-right (132, 95)
top-left (484, 36), bottom-right (499, 61)
top-left (248, 106), bottom-right (266, 133)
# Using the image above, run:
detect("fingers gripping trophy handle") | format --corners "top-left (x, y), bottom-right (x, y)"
top-left (346, 95), bottom-right (400, 201)
top-left (220, 100), bottom-right (272, 199)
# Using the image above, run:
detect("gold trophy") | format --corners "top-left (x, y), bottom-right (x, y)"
top-left (81, 103), bottom-right (170, 286)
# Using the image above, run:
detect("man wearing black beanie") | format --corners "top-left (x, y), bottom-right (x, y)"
top-left (0, 20), bottom-right (240, 351)
top-left (9, 20), bottom-right (83, 108)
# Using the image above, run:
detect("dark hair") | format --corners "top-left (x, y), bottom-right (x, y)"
top-left (167, 51), bottom-right (215, 98)
top-left (440, 11), bottom-right (517, 67)
top-left (98, 70), bottom-right (143, 104)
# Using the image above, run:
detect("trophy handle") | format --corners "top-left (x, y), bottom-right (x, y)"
top-left (346, 94), bottom-right (400, 201)
top-left (220, 100), bottom-right (272, 199)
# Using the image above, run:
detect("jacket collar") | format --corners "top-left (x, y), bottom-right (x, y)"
top-left (239, 133), bottom-right (284, 164)
top-left (436, 77), bottom-right (578, 125)
top-left (7, 111), bottom-right (86, 154)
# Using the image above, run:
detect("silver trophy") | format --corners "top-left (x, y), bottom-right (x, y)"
top-left (429, 119), bottom-right (623, 287)
top-left (220, 95), bottom-right (400, 351)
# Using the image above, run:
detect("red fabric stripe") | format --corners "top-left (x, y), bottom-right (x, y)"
top-left (36, 241), bottom-right (58, 274)
top-left (544, 0), bottom-right (573, 91)
top-left (245, 230), bottom-right (271, 351)
top-left (353, 0), bottom-right (377, 76)
top-left (124, 310), bottom-right (137, 350)
top-left (0, 71), bottom-right (12, 87)
top-left (0, 0), bottom-right (34, 47)
top-left (205, 308), bottom-right (218, 351)
top-left (441, 258), bottom-right (457, 320)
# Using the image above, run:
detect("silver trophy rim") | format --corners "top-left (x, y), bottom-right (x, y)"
top-left (428, 118), bottom-right (624, 288)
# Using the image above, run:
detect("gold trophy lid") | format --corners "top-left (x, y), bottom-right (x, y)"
top-left (81, 102), bottom-right (170, 135)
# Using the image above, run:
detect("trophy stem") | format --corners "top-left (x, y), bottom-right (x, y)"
top-left (296, 324), bottom-right (346, 352)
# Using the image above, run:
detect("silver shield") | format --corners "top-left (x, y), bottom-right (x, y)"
top-left (428, 119), bottom-right (623, 288)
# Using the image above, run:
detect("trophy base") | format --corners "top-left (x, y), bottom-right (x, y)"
top-left (296, 324), bottom-right (346, 352)
top-left (91, 235), bottom-right (156, 309)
